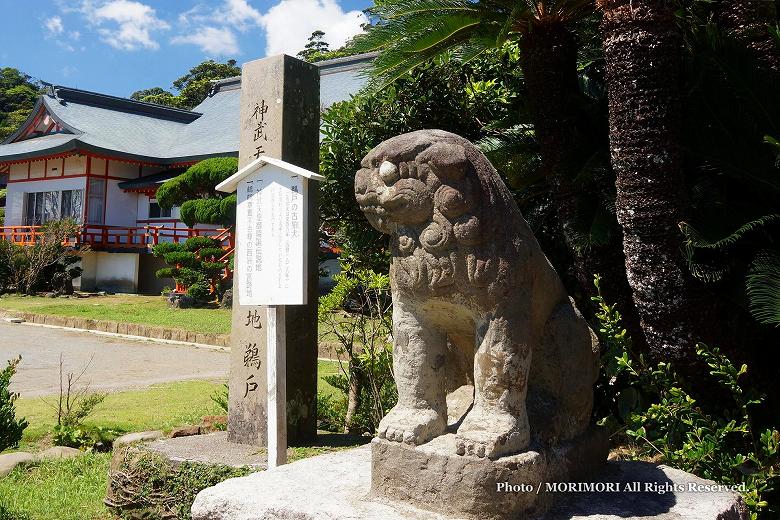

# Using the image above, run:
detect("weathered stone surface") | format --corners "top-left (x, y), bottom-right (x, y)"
top-left (372, 430), bottom-right (608, 520)
top-left (228, 54), bottom-right (320, 446)
top-left (146, 432), bottom-right (266, 469)
top-left (354, 130), bottom-right (600, 460)
top-left (192, 445), bottom-right (747, 520)
top-left (38, 446), bottom-right (83, 460)
top-left (170, 425), bottom-right (202, 438)
top-left (113, 430), bottom-right (165, 449)
top-left (0, 451), bottom-right (37, 477)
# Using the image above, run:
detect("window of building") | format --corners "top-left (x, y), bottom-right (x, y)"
top-left (148, 199), bottom-right (172, 219)
top-left (25, 189), bottom-right (83, 225)
top-left (86, 178), bottom-right (105, 225)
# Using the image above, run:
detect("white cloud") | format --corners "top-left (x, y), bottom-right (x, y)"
top-left (260, 0), bottom-right (366, 56)
top-left (44, 16), bottom-right (65, 37)
top-left (222, 0), bottom-right (263, 30)
top-left (171, 26), bottom-right (239, 55)
top-left (75, 0), bottom-right (170, 50)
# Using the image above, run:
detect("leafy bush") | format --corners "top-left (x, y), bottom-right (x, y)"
top-left (0, 220), bottom-right (84, 294)
top-left (592, 276), bottom-right (779, 519)
top-left (153, 236), bottom-right (231, 305)
top-left (162, 251), bottom-right (199, 268)
top-left (0, 356), bottom-right (28, 452)
top-left (183, 236), bottom-right (219, 252)
top-left (46, 355), bottom-right (111, 450)
top-left (318, 267), bottom-right (396, 434)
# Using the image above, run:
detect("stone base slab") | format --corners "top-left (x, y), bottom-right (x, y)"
top-left (371, 429), bottom-right (609, 520)
top-left (191, 443), bottom-right (748, 520)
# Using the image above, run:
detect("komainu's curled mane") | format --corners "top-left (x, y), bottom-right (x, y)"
top-left (355, 130), bottom-right (533, 300)
top-left (355, 130), bottom-right (598, 460)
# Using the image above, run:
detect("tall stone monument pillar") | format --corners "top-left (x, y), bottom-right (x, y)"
top-left (227, 55), bottom-right (319, 446)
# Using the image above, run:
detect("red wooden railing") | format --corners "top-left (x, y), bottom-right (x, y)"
top-left (0, 224), bottom-right (233, 250)
top-left (1, 224), bottom-right (236, 295)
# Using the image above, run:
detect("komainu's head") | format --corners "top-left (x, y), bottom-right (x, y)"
top-left (355, 130), bottom-right (481, 240)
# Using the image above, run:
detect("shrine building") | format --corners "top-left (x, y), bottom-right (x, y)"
top-left (0, 53), bottom-right (373, 293)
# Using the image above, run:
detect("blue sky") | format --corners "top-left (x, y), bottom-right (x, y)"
top-left (0, 0), bottom-right (369, 97)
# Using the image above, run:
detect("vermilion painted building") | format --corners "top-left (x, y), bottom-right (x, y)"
top-left (0, 53), bottom-right (374, 293)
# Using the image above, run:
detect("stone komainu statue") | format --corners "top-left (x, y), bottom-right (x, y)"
top-left (355, 130), bottom-right (599, 459)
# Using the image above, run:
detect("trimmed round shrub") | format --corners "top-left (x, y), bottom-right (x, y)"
top-left (151, 242), bottom-right (185, 258)
top-left (155, 267), bottom-right (178, 279)
top-left (183, 236), bottom-right (219, 252)
top-left (186, 281), bottom-right (211, 302)
top-left (201, 262), bottom-right (225, 274)
top-left (198, 248), bottom-right (225, 260)
top-left (176, 267), bottom-right (205, 287)
top-left (162, 251), bottom-right (198, 268)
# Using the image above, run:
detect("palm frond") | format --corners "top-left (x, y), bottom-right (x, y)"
top-left (746, 250), bottom-right (780, 326)
top-left (680, 214), bottom-right (780, 251)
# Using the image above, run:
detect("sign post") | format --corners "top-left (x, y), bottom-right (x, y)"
top-left (225, 55), bottom-right (320, 452)
top-left (217, 155), bottom-right (325, 467)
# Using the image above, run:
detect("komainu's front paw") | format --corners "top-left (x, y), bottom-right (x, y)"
top-left (455, 408), bottom-right (529, 459)
top-left (377, 406), bottom-right (446, 445)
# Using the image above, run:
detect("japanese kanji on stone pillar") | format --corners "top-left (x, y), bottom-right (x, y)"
top-left (217, 54), bottom-right (320, 463)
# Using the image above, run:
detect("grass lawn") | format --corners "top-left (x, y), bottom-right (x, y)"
top-left (1, 365), bottom-right (352, 520)
top-left (15, 380), bottom-right (226, 450)
top-left (0, 294), bottom-right (232, 335)
top-left (0, 294), bottom-right (342, 340)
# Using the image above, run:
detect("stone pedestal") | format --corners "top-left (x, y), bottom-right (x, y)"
top-left (371, 429), bottom-right (609, 520)
top-left (191, 444), bottom-right (749, 520)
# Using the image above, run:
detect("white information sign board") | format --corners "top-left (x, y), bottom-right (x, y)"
top-left (235, 166), bottom-right (307, 306)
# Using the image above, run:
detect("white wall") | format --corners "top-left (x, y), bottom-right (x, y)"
top-left (105, 180), bottom-right (138, 227)
top-left (4, 177), bottom-right (87, 226)
top-left (77, 251), bottom-right (140, 293)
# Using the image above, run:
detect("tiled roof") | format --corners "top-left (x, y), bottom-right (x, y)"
top-left (0, 53), bottom-right (374, 164)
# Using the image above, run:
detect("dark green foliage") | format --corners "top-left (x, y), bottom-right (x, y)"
top-left (176, 268), bottom-right (205, 287)
top-left (198, 248), bottom-right (226, 260)
top-left (106, 446), bottom-right (251, 520)
top-left (162, 252), bottom-right (198, 268)
top-left (156, 158), bottom-right (238, 211)
top-left (151, 243), bottom-right (185, 258)
top-left (201, 262), bottom-right (225, 274)
top-left (746, 251), bottom-right (780, 326)
top-left (131, 60), bottom-right (240, 110)
top-left (0, 68), bottom-right (40, 140)
top-left (156, 158), bottom-right (238, 227)
top-left (297, 30), bottom-right (330, 61)
top-left (186, 282), bottom-right (211, 302)
top-left (0, 220), bottom-right (83, 294)
top-left (318, 268), bottom-right (397, 434)
top-left (0, 356), bottom-right (27, 452)
top-left (179, 199), bottom-right (221, 228)
top-left (593, 283), bottom-right (779, 519)
top-left (316, 392), bottom-right (347, 432)
top-left (183, 236), bottom-right (220, 252)
top-left (155, 267), bottom-right (178, 279)
top-left (320, 47), bottom-right (523, 271)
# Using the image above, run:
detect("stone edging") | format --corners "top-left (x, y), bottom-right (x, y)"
top-left (1, 308), bottom-right (345, 358)
top-left (1, 310), bottom-right (230, 347)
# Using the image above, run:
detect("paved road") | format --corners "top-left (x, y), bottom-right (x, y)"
top-left (0, 320), bottom-right (229, 397)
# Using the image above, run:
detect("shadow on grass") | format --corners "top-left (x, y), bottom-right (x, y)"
top-left (0, 503), bottom-right (30, 520)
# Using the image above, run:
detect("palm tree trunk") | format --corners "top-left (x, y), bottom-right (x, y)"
top-left (718, 0), bottom-right (780, 73)
top-left (599, 0), bottom-right (711, 364)
top-left (519, 21), bottom-right (642, 341)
